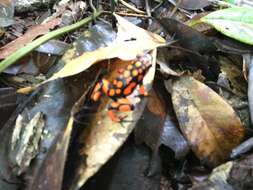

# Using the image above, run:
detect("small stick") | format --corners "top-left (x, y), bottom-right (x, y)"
top-left (118, 0), bottom-right (145, 14)
top-left (104, 11), bottom-right (149, 18)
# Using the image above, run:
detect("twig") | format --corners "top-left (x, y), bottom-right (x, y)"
top-left (103, 11), bottom-right (149, 18)
top-left (145, 0), bottom-right (152, 25)
top-left (145, 0), bottom-right (151, 17)
top-left (89, 0), bottom-right (97, 15)
top-left (169, 0), bottom-right (182, 18)
top-left (118, 0), bottom-right (145, 14)
top-left (0, 11), bottom-right (102, 73)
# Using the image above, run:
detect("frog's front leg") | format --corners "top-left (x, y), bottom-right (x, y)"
top-left (91, 79), bottom-right (110, 101)
top-left (138, 84), bottom-right (148, 97)
top-left (108, 98), bottom-right (135, 122)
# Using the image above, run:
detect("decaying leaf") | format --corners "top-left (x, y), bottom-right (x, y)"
top-left (135, 88), bottom-right (167, 151)
top-left (9, 112), bottom-right (44, 175)
top-left (178, 0), bottom-right (211, 10)
top-left (0, 18), bottom-right (62, 59)
top-left (161, 114), bottom-right (190, 159)
top-left (0, 87), bottom-right (17, 129)
top-left (158, 18), bottom-right (217, 55)
top-left (228, 153), bottom-right (253, 189)
top-left (190, 161), bottom-right (234, 190)
top-left (171, 76), bottom-right (245, 167)
top-left (192, 153), bottom-right (253, 189)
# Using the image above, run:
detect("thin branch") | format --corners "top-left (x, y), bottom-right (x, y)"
top-left (104, 11), bottom-right (149, 18)
top-left (118, 0), bottom-right (145, 14)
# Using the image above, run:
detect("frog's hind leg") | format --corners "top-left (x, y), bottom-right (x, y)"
top-left (108, 98), bottom-right (134, 122)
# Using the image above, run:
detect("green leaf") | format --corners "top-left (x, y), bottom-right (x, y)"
top-left (201, 7), bottom-right (253, 45)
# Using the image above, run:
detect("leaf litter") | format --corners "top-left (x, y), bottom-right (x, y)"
top-left (1, 1), bottom-right (253, 190)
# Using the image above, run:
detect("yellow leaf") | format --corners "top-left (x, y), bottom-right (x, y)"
top-left (45, 14), bottom-right (165, 82)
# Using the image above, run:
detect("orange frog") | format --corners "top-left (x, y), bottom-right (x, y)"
top-left (91, 54), bottom-right (152, 122)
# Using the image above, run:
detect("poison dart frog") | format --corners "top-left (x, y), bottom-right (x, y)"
top-left (91, 53), bottom-right (152, 122)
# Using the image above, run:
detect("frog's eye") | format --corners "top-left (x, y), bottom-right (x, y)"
top-left (135, 61), bottom-right (142, 68)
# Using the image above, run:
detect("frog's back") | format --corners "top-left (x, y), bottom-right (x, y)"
top-left (108, 57), bottom-right (151, 99)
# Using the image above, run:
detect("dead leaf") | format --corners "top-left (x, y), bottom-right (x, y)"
top-left (64, 50), bottom-right (157, 190)
top-left (0, 87), bottom-right (17, 129)
top-left (9, 112), bottom-right (45, 175)
top-left (135, 88), bottom-right (167, 151)
top-left (158, 18), bottom-right (216, 55)
top-left (0, 0), bottom-right (12, 7)
top-left (190, 161), bottom-right (233, 190)
top-left (171, 76), bottom-right (245, 167)
top-left (228, 153), bottom-right (253, 189)
top-left (45, 14), bottom-right (165, 83)
top-left (161, 114), bottom-right (190, 159)
top-left (178, 0), bottom-right (211, 10)
top-left (0, 18), bottom-right (61, 59)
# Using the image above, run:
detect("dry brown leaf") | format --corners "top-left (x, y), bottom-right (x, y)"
top-left (171, 76), bottom-right (245, 167)
top-left (0, 0), bottom-right (12, 7)
top-left (45, 14), bottom-right (165, 83)
top-left (0, 18), bottom-right (61, 59)
top-left (66, 50), bottom-right (157, 190)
